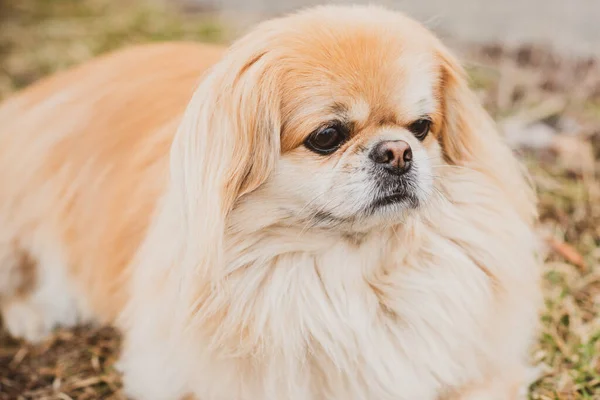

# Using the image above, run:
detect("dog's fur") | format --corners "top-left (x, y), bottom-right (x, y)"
top-left (0, 5), bottom-right (542, 400)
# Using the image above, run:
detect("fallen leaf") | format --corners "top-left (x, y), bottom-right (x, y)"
top-left (546, 237), bottom-right (587, 271)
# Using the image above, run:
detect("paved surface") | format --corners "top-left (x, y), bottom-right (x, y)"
top-left (193, 0), bottom-right (600, 57)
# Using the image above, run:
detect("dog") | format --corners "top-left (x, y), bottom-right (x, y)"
top-left (0, 5), bottom-right (542, 399)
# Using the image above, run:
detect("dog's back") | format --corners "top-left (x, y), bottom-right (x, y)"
top-left (0, 42), bottom-right (223, 340)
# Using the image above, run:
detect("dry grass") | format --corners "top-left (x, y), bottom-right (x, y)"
top-left (0, 326), bottom-right (122, 400)
top-left (463, 46), bottom-right (600, 399)
top-left (0, 1), bottom-right (599, 399)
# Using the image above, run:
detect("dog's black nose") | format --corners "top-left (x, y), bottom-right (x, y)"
top-left (369, 140), bottom-right (413, 174)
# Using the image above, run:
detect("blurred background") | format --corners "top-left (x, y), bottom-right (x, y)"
top-left (0, 1), bottom-right (599, 399)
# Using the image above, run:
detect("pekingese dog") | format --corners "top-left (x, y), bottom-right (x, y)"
top-left (0, 5), bottom-right (542, 400)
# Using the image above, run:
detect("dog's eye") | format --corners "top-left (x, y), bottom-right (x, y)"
top-left (408, 118), bottom-right (431, 140)
top-left (305, 125), bottom-right (348, 155)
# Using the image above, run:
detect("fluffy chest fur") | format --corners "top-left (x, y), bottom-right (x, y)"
top-left (177, 173), bottom-right (540, 400)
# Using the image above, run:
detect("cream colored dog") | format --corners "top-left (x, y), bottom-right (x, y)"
top-left (0, 5), bottom-right (541, 400)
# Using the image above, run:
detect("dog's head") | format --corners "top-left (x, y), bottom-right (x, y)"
top-left (168, 5), bottom-right (533, 281)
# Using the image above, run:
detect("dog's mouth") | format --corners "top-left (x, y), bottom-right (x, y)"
top-left (370, 191), bottom-right (419, 210)
top-left (371, 193), bottom-right (408, 208)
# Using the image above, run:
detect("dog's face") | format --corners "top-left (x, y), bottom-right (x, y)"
top-left (267, 34), bottom-right (444, 229)
top-left (227, 7), bottom-right (457, 231)
top-left (175, 5), bottom-right (487, 237)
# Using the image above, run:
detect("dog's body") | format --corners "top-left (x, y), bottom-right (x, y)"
top-left (0, 42), bottom-right (223, 331)
top-left (0, 5), bottom-right (541, 400)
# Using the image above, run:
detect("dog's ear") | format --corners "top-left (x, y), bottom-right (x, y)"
top-left (436, 45), bottom-right (537, 222)
top-left (437, 48), bottom-right (493, 166)
top-left (168, 45), bottom-right (281, 308)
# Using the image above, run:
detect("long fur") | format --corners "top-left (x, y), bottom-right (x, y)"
top-left (0, 5), bottom-right (542, 400)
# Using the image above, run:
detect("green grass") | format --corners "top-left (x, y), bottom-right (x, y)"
top-left (0, 0), bottom-right (227, 100)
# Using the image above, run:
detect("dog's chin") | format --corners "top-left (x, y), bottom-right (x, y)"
top-left (300, 189), bottom-right (425, 234)
top-left (365, 173), bottom-right (428, 219)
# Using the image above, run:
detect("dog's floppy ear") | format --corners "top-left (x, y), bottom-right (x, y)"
top-left (437, 45), bottom-right (537, 223)
top-left (168, 45), bottom-right (281, 309)
top-left (437, 48), bottom-right (494, 166)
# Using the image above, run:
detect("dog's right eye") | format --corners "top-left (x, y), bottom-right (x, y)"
top-left (304, 125), bottom-right (348, 155)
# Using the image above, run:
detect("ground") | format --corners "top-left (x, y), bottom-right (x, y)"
top-left (0, 1), bottom-right (599, 399)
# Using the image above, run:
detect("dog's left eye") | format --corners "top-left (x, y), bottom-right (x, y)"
top-left (304, 125), bottom-right (348, 155)
top-left (408, 118), bottom-right (432, 140)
